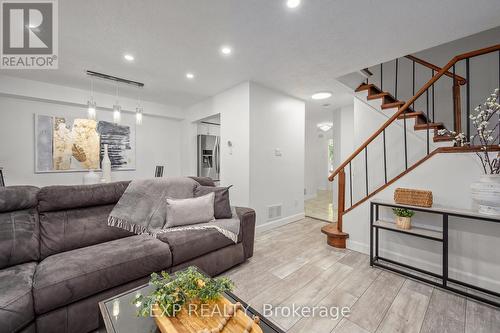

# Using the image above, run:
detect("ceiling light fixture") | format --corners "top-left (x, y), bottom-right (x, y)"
top-left (87, 77), bottom-right (97, 120)
top-left (135, 105), bottom-right (143, 125)
top-left (317, 122), bottom-right (333, 132)
top-left (124, 54), bottom-right (135, 62)
top-left (286, 0), bottom-right (301, 9)
top-left (311, 92), bottom-right (332, 100)
top-left (220, 46), bottom-right (232, 56)
top-left (186, 72), bottom-right (195, 79)
top-left (113, 85), bottom-right (121, 124)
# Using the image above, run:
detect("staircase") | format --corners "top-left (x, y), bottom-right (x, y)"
top-left (323, 44), bottom-right (500, 248)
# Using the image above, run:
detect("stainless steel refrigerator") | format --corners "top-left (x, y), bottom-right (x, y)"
top-left (197, 135), bottom-right (220, 181)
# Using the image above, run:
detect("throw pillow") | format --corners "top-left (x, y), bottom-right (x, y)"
top-left (188, 176), bottom-right (216, 187)
top-left (165, 192), bottom-right (215, 228)
top-left (194, 185), bottom-right (232, 219)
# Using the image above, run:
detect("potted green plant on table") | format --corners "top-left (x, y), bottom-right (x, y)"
top-left (392, 208), bottom-right (415, 230)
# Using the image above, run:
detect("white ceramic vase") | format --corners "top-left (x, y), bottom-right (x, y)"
top-left (83, 169), bottom-right (100, 185)
top-left (471, 174), bottom-right (500, 216)
top-left (101, 144), bottom-right (112, 183)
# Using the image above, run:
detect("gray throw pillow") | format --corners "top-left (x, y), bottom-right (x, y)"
top-left (165, 192), bottom-right (215, 228)
top-left (194, 185), bottom-right (232, 219)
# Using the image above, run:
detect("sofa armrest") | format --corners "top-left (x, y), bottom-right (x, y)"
top-left (235, 207), bottom-right (256, 259)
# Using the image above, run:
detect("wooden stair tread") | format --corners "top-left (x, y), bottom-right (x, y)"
top-left (381, 101), bottom-right (405, 109)
top-left (367, 92), bottom-right (390, 100)
top-left (414, 122), bottom-right (445, 130)
top-left (355, 83), bottom-right (374, 92)
top-left (433, 134), bottom-right (454, 142)
top-left (397, 111), bottom-right (424, 119)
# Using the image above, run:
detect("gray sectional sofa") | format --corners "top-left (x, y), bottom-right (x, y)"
top-left (0, 180), bottom-right (255, 333)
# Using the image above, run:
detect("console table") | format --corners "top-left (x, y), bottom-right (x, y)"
top-left (370, 199), bottom-right (500, 307)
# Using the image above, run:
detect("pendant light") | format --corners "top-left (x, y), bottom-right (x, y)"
top-left (135, 90), bottom-right (143, 125)
top-left (87, 77), bottom-right (97, 120)
top-left (113, 84), bottom-right (121, 124)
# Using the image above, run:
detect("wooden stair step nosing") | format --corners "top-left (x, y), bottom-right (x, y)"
top-left (367, 92), bottom-right (390, 100)
top-left (381, 101), bottom-right (405, 109)
top-left (414, 122), bottom-right (445, 130)
top-left (397, 111), bottom-right (425, 120)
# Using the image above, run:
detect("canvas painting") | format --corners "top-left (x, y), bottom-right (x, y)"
top-left (35, 115), bottom-right (135, 172)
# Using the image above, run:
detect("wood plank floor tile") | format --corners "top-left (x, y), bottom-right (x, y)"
top-left (376, 279), bottom-right (433, 333)
top-left (288, 288), bottom-right (357, 333)
top-left (465, 299), bottom-right (500, 333)
top-left (347, 271), bottom-right (405, 332)
top-left (420, 288), bottom-right (466, 333)
top-left (332, 318), bottom-right (371, 333)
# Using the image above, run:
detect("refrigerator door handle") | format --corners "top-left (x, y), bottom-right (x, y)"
top-left (216, 137), bottom-right (220, 174)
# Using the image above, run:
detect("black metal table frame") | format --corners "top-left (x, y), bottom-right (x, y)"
top-left (370, 201), bottom-right (500, 308)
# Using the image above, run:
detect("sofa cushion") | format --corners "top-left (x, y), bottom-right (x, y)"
top-left (194, 186), bottom-right (232, 219)
top-left (33, 235), bottom-right (172, 315)
top-left (0, 262), bottom-right (37, 333)
top-left (0, 186), bottom-right (39, 213)
top-left (0, 208), bottom-right (40, 269)
top-left (37, 181), bottom-right (130, 213)
top-left (39, 204), bottom-right (133, 259)
top-left (157, 228), bottom-right (233, 265)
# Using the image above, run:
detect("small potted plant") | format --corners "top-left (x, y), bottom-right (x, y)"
top-left (392, 208), bottom-right (415, 230)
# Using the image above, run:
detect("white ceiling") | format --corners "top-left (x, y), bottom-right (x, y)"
top-left (2, 0), bottom-right (500, 109)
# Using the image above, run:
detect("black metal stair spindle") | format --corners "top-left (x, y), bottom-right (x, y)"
top-left (412, 60), bottom-right (415, 110)
top-left (426, 88), bottom-right (430, 155)
top-left (383, 129), bottom-right (387, 184)
top-left (466, 58), bottom-right (470, 140)
top-left (365, 147), bottom-right (369, 196)
top-left (431, 69), bottom-right (435, 122)
top-left (395, 58), bottom-right (399, 99)
top-left (349, 162), bottom-right (353, 207)
top-left (453, 64), bottom-right (456, 132)
top-left (404, 112), bottom-right (408, 170)
top-left (380, 63), bottom-right (383, 91)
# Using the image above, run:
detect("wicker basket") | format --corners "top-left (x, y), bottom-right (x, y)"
top-left (394, 188), bottom-right (433, 207)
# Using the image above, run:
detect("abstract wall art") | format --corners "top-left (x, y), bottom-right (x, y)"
top-left (35, 114), bottom-right (135, 173)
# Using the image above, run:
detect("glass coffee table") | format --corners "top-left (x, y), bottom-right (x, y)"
top-left (99, 278), bottom-right (284, 333)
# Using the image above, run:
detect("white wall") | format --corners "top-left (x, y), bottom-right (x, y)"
top-left (249, 82), bottom-right (305, 226)
top-left (182, 82), bottom-right (251, 207)
top-left (343, 152), bottom-right (500, 293)
top-left (0, 76), bottom-right (183, 186)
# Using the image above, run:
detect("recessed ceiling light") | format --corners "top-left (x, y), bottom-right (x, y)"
top-left (220, 46), bottom-right (232, 56)
top-left (186, 72), bottom-right (195, 79)
top-left (311, 92), bottom-right (332, 100)
top-left (124, 54), bottom-right (134, 62)
top-left (286, 0), bottom-right (301, 9)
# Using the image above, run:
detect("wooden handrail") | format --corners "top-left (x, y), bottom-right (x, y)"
top-left (328, 43), bottom-right (500, 183)
top-left (404, 55), bottom-right (467, 85)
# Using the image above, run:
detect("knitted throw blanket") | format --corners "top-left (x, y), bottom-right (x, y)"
top-left (108, 177), bottom-right (240, 243)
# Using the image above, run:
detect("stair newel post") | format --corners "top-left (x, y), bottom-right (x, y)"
top-left (452, 65), bottom-right (462, 135)
top-left (337, 168), bottom-right (346, 233)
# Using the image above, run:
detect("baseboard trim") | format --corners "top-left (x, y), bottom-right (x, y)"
top-left (347, 240), bottom-right (500, 293)
top-left (256, 213), bottom-right (305, 232)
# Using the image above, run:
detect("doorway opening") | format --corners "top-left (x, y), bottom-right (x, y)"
top-left (304, 111), bottom-right (336, 223)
